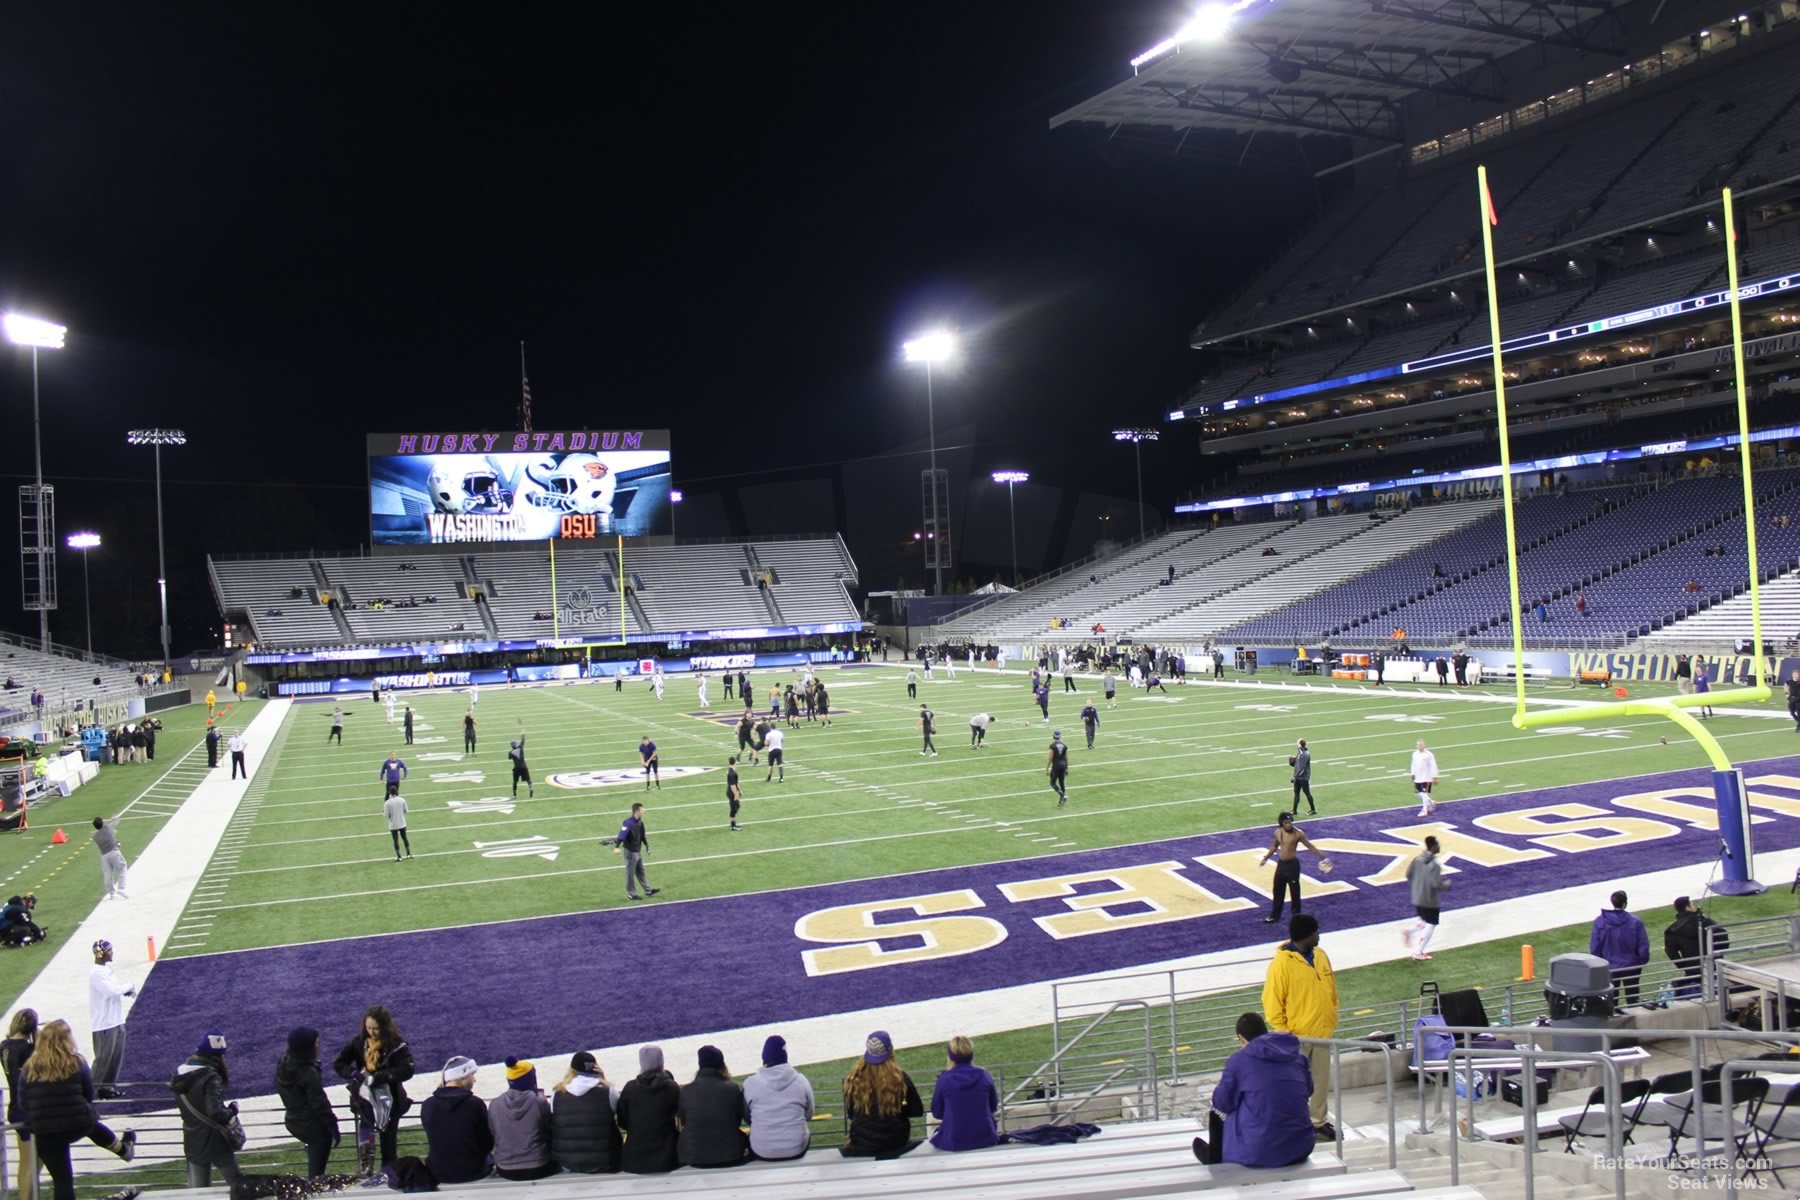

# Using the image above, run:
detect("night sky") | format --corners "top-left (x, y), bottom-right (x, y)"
top-left (0, 4), bottom-right (1336, 658)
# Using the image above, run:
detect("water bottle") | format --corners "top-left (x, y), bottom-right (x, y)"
top-left (1499, 1003), bottom-right (1512, 1029)
top-left (1657, 983), bottom-right (1675, 1009)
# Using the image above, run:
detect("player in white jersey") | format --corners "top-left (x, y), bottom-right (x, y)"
top-left (468, 683), bottom-right (480, 707)
top-left (1128, 663), bottom-right (1143, 690)
top-left (996, 649), bottom-right (1007, 672)
top-left (1411, 739), bottom-right (1440, 817)
top-left (696, 675), bottom-right (710, 708)
top-left (944, 655), bottom-right (956, 680)
top-left (653, 671), bottom-right (666, 701)
top-left (385, 690), bottom-right (397, 723)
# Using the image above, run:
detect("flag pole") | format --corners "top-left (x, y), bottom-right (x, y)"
top-left (519, 341), bottom-right (534, 432)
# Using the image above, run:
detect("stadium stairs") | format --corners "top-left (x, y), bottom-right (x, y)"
top-left (0, 637), bottom-right (169, 732)
top-left (1634, 571), bottom-right (1800, 651)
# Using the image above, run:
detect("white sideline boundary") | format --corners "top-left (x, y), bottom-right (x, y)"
top-left (12, 699), bottom-right (293, 1051)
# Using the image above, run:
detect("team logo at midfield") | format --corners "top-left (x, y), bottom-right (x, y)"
top-left (547, 766), bottom-right (714, 789)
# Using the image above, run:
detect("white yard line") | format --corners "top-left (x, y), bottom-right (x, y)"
top-left (9, 700), bottom-right (293, 1049)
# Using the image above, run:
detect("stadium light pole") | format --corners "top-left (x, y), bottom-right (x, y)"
top-left (127, 429), bottom-right (186, 673)
top-left (5, 313), bottom-right (67, 652)
top-left (66, 532), bottom-right (100, 657)
top-left (903, 330), bottom-right (958, 596)
top-left (991, 470), bottom-right (1029, 587)
top-left (1113, 427), bottom-right (1160, 541)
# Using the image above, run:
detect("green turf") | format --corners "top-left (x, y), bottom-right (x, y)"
top-left (162, 669), bottom-right (1800, 958)
top-left (0, 701), bottom-right (265, 999)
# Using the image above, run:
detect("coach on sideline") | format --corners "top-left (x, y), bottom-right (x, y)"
top-left (1290, 740), bottom-right (1315, 815)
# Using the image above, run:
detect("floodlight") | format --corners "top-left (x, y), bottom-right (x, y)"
top-left (1113, 427), bottom-right (1161, 443)
top-left (1180, 3), bottom-right (1236, 42)
top-left (128, 428), bottom-right (188, 446)
top-left (902, 330), bottom-right (958, 365)
top-left (992, 470), bottom-right (1030, 485)
top-left (3, 314), bottom-right (66, 350)
top-left (67, 532), bottom-right (101, 550)
top-left (670, 489), bottom-right (684, 503)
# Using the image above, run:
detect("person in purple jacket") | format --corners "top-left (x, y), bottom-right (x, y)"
top-left (1193, 1013), bottom-right (1314, 1168)
top-left (1589, 890), bottom-right (1650, 1006)
top-left (927, 1036), bottom-right (997, 1151)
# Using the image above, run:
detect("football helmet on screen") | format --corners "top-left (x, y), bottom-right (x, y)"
top-left (530, 453), bottom-right (617, 515)
top-left (426, 456), bottom-right (512, 514)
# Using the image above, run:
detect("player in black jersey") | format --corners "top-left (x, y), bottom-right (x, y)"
top-left (726, 755), bottom-right (744, 831)
top-left (1046, 731), bottom-right (1070, 807)
top-left (737, 710), bottom-right (758, 762)
top-left (508, 730), bottom-right (533, 798)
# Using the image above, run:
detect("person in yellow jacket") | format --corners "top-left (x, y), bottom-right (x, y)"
top-left (205, 688), bottom-right (217, 716)
top-left (1262, 913), bottom-right (1339, 1137)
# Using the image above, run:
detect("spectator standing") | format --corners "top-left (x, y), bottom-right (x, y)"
top-left (1192, 1013), bottom-right (1315, 1167)
top-left (421, 1056), bottom-right (493, 1183)
top-left (275, 1026), bottom-right (339, 1178)
top-left (205, 722), bottom-right (220, 768)
top-left (616, 1045), bottom-right (679, 1174)
top-left (332, 1004), bottom-right (415, 1172)
top-left (88, 939), bottom-right (134, 1098)
top-left (549, 1051), bottom-right (621, 1174)
top-left (1590, 891), bottom-right (1651, 1006)
top-left (20, 1019), bottom-right (137, 1200)
top-left (3, 1008), bottom-right (37, 1200)
top-left (840, 1031), bottom-right (923, 1158)
top-left (1664, 896), bottom-right (1725, 999)
top-left (743, 1035), bottom-right (812, 1162)
top-left (677, 1045), bottom-right (749, 1168)
top-left (91, 818), bottom-right (128, 900)
top-left (170, 1029), bottom-right (243, 1193)
top-left (489, 1057), bottom-right (558, 1181)
top-left (1262, 914), bottom-right (1339, 1139)
top-left (928, 1036), bottom-right (997, 1152)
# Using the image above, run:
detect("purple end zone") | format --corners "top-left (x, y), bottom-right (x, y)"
top-left (122, 756), bottom-right (1800, 1085)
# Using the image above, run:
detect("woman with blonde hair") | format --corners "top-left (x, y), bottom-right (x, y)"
top-left (928, 1035), bottom-right (998, 1151)
top-left (3, 1009), bottom-right (39, 1200)
top-left (839, 1030), bottom-right (922, 1158)
top-left (20, 1019), bottom-right (136, 1200)
top-left (549, 1051), bottom-right (621, 1173)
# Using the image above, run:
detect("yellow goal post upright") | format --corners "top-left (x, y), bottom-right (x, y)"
top-left (545, 535), bottom-right (632, 671)
top-left (1477, 167), bottom-right (1771, 893)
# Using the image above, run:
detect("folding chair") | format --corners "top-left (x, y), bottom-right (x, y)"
top-left (1739, 1069), bottom-right (1800, 1186)
top-left (1560, 1077), bottom-right (1652, 1154)
top-left (1651, 1074), bottom-right (1768, 1167)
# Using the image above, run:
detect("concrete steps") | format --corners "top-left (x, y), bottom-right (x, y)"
top-left (1342, 1136), bottom-right (1637, 1200)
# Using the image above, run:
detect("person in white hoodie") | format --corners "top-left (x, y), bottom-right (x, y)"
top-left (742, 1035), bottom-right (813, 1161)
top-left (549, 1052), bottom-right (621, 1173)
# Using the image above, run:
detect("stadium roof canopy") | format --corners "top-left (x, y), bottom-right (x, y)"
top-left (1051, 0), bottom-right (1632, 144)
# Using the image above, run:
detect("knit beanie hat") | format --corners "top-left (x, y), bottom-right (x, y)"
top-left (504, 1056), bottom-right (538, 1091)
top-left (442, 1056), bottom-right (477, 1083)
top-left (639, 1045), bottom-right (664, 1074)
top-left (197, 1029), bottom-right (228, 1055)
top-left (697, 1045), bottom-right (725, 1071)
top-left (570, 1051), bottom-right (597, 1073)
top-left (863, 1030), bottom-right (892, 1065)
top-left (761, 1035), bottom-right (788, 1067)
top-left (286, 1027), bottom-right (319, 1058)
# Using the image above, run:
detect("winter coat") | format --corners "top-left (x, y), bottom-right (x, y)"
top-left (420, 1085), bottom-right (493, 1184)
top-left (488, 1088), bottom-right (553, 1173)
top-left (1211, 1033), bottom-right (1317, 1168)
top-left (742, 1063), bottom-right (814, 1160)
top-left (615, 1069), bottom-right (680, 1174)
top-left (19, 1060), bottom-right (97, 1139)
top-left (1407, 852), bottom-right (1446, 909)
top-left (676, 1068), bottom-right (748, 1168)
top-left (274, 1053), bottom-right (339, 1145)
top-left (549, 1074), bottom-right (621, 1173)
top-left (1665, 909), bottom-right (1727, 967)
top-left (1, 1036), bottom-right (33, 1129)
top-left (332, 1033), bottom-right (415, 1123)
top-left (1590, 909), bottom-right (1651, 972)
top-left (928, 1063), bottom-right (998, 1151)
top-left (841, 1071), bottom-right (924, 1157)
top-left (170, 1055), bottom-right (238, 1167)
top-left (1263, 942), bottom-right (1338, 1039)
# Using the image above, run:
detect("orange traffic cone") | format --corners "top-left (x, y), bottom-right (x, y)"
top-left (50, 828), bottom-right (67, 845)
top-left (1615, 686), bottom-right (1629, 698)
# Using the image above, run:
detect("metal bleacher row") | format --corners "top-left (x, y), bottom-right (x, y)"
top-left (210, 537), bottom-right (860, 648)
top-left (941, 470), bottom-right (1800, 649)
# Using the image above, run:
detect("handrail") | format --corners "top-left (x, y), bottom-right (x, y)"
top-left (1045, 1063), bottom-right (1143, 1127)
top-left (1008, 998), bottom-right (1154, 1111)
top-left (1302, 1035), bottom-right (1401, 1171)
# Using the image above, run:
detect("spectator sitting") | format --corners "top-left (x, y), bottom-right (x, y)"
top-left (451, 623), bottom-right (466, 632)
top-left (1261, 547), bottom-right (1279, 556)
top-left (1192, 1013), bottom-right (1315, 1167)
top-left (928, 1035), bottom-right (997, 1152)
top-left (490, 1057), bottom-right (558, 1180)
top-left (1684, 580), bottom-right (1701, 593)
top-left (549, 1051), bottom-right (621, 1174)
top-left (840, 1030), bottom-right (923, 1158)
top-left (677, 1045), bottom-right (749, 1168)
top-left (743, 1035), bottom-right (812, 1162)
top-left (2, 678), bottom-right (15, 690)
top-left (421, 1056), bottom-right (494, 1183)
top-left (616, 1045), bottom-right (679, 1174)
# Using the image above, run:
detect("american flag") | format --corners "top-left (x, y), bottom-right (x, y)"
top-left (519, 341), bottom-right (534, 432)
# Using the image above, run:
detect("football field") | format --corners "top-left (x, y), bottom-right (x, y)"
top-left (164, 664), bottom-right (1800, 959)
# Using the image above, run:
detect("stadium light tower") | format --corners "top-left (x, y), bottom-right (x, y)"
top-left (127, 428), bottom-right (187, 672)
top-left (6, 313), bottom-right (67, 652)
top-left (991, 470), bottom-right (1029, 588)
top-left (66, 532), bottom-right (100, 657)
top-left (1113, 427), bottom-right (1160, 541)
top-left (903, 329), bottom-right (958, 596)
